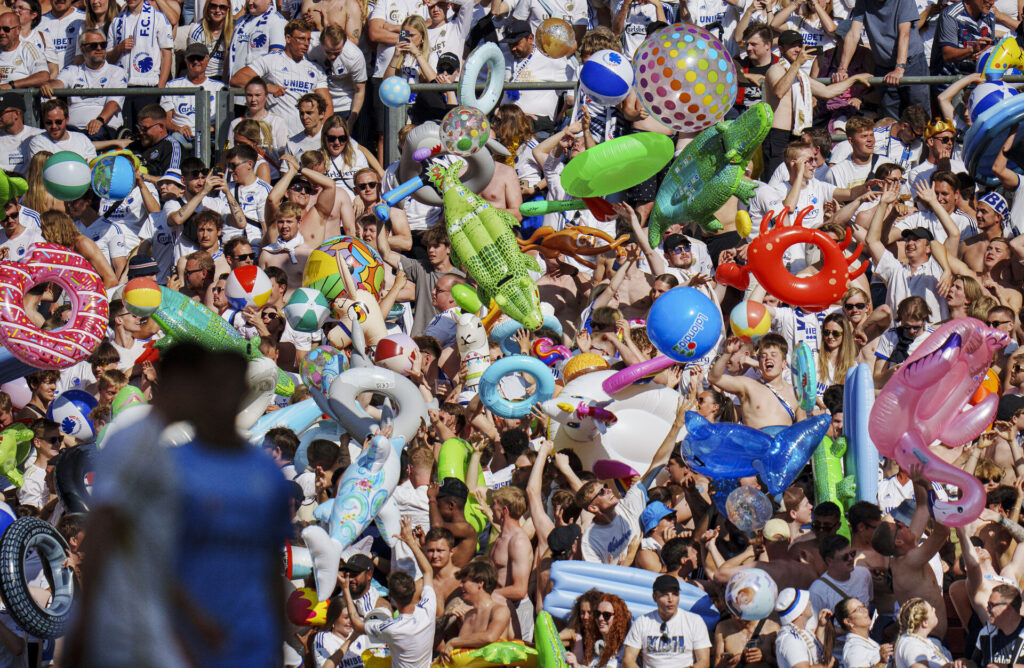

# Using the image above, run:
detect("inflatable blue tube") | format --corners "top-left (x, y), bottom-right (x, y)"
top-left (0, 351), bottom-right (38, 387)
top-left (964, 93), bottom-right (1024, 185)
top-left (545, 561), bottom-right (718, 630)
top-left (791, 341), bottom-right (817, 412)
top-left (247, 398), bottom-right (323, 446)
top-left (843, 363), bottom-right (878, 504)
top-left (479, 355), bottom-right (555, 419)
top-left (490, 315), bottom-right (564, 356)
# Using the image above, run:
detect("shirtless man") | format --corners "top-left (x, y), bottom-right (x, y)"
top-left (959, 192), bottom-right (1007, 273)
top-left (423, 527), bottom-right (461, 613)
top-left (298, 149), bottom-right (353, 239)
top-left (848, 502), bottom-right (895, 638)
top-left (438, 560), bottom-right (512, 659)
top-left (259, 201), bottom-right (313, 298)
top-left (489, 486), bottom-right (534, 640)
top-left (710, 334), bottom-right (801, 429)
top-left (536, 256), bottom-right (591, 341)
top-left (871, 469), bottom-right (949, 638)
top-left (428, 478), bottom-right (479, 568)
top-left (301, 0), bottom-right (362, 41)
top-left (177, 250), bottom-right (217, 305)
top-left (712, 521), bottom-right (817, 590)
top-left (479, 158), bottom-right (523, 222)
top-left (714, 612), bottom-right (780, 667)
top-left (266, 153), bottom-right (343, 250)
top-left (763, 31), bottom-right (872, 175)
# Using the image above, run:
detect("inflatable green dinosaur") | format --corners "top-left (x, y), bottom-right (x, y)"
top-left (427, 160), bottom-right (543, 330)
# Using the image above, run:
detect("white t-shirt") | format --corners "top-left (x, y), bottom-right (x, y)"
top-left (624, 609), bottom-right (712, 668)
top-left (502, 47), bottom-right (575, 119)
top-left (312, 630), bottom-right (367, 668)
top-left (0, 223), bottom-right (42, 262)
top-left (76, 217), bottom-right (139, 266)
top-left (227, 7), bottom-right (287, 78)
top-left (874, 325), bottom-right (936, 363)
top-left (810, 567), bottom-right (874, 612)
top-left (136, 210), bottom-right (177, 283)
top-left (893, 208), bottom-right (977, 245)
top-left (747, 179), bottom-right (836, 239)
top-left (0, 41), bottom-right (47, 86)
top-left (906, 157), bottom-right (966, 193)
top-left (16, 465), bottom-right (46, 509)
top-left (41, 8), bottom-right (85, 69)
top-left (26, 130), bottom-right (97, 162)
top-left (777, 625), bottom-right (824, 668)
top-left (0, 125), bottom-right (41, 174)
top-left (56, 62), bottom-right (128, 129)
top-left (369, 0), bottom-right (429, 77)
top-left (100, 182), bottom-right (160, 233)
top-left (581, 483), bottom-right (646, 564)
top-left (830, 126), bottom-right (922, 170)
top-left (513, 0), bottom-right (589, 31)
top-left (161, 76), bottom-right (226, 131)
top-left (872, 253), bottom-right (949, 324)
top-left (826, 157), bottom-right (873, 189)
top-left (426, 0), bottom-right (474, 66)
top-left (768, 161), bottom-right (831, 188)
top-left (893, 634), bottom-right (951, 668)
top-left (391, 480), bottom-right (430, 530)
top-left (225, 178), bottom-right (272, 231)
top-left (247, 52), bottom-right (327, 136)
top-left (612, 0), bottom-right (663, 57)
top-left (842, 634), bottom-right (881, 668)
top-left (286, 130), bottom-right (322, 158)
top-left (106, 3), bottom-right (174, 86)
top-left (324, 140), bottom-right (370, 198)
top-left (364, 584), bottom-right (436, 668)
top-left (308, 40), bottom-right (367, 113)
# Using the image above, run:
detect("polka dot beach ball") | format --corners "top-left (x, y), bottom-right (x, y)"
top-left (633, 23), bottom-right (738, 133)
top-left (379, 76), bottom-right (412, 108)
top-left (440, 106), bottom-right (490, 157)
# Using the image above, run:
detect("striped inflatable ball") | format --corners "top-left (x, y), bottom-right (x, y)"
top-left (968, 80), bottom-right (1017, 123)
top-left (42, 151), bottom-right (91, 201)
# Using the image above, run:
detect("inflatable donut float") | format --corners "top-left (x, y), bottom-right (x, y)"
top-left (0, 243), bottom-right (107, 369)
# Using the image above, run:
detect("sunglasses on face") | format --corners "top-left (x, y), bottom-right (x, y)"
top-left (212, 286), bottom-right (224, 293)
top-left (438, 65), bottom-right (457, 75)
top-left (978, 476), bottom-right (998, 485)
top-left (355, 181), bottom-right (379, 190)
top-left (83, 41), bottom-right (107, 50)
top-left (587, 485), bottom-right (610, 506)
top-left (596, 611), bottom-right (614, 621)
top-left (812, 521), bottom-right (838, 532)
top-left (932, 135), bottom-right (953, 144)
top-left (227, 161), bottom-right (248, 170)
top-left (0, 25), bottom-right (17, 32)
top-left (326, 133), bottom-right (348, 144)
top-left (208, 2), bottom-right (229, 8)
top-left (186, 55), bottom-right (206, 63)
top-left (185, 169), bottom-right (208, 179)
top-left (901, 324), bottom-right (924, 333)
top-left (667, 245), bottom-right (690, 254)
top-left (988, 319), bottom-right (1012, 327)
top-left (823, 329), bottom-right (843, 338)
top-left (289, 182), bottom-right (313, 194)
top-left (843, 302), bottom-right (868, 311)
top-left (233, 252), bottom-right (256, 261)
top-left (44, 118), bottom-right (65, 126)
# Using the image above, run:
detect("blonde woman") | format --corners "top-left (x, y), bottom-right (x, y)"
top-left (83, 0), bottom-right (121, 35)
top-left (817, 312), bottom-right (856, 393)
top-left (892, 598), bottom-right (962, 668)
top-left (39, 211), bottom-right (118, 288)
top-left (22, 152), bottom-right (63, 214)
top-left (320, 115), bottom-right (382, 200)
top-left (383, 16), bottom-right (435, 90)
top-left (187, 0), bottom-right (234, 81)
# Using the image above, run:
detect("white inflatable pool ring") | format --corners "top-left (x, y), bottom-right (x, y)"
top-left (459, 42), bottom-right (505, 114)
top-left (326, 366), bottom-right (428, 443)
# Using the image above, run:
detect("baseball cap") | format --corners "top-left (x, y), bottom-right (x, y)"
top-left (998, 393), bottom-right (1024, 421)
top-left (340, 553), bottom-right (374, 573)
top-left (184, 42), bottom-right (210, 59)
top-left (127, 254), bottom-right (159, 279)
top-left (0, 94), bottom-right (23, 113)
top-left (436, 477), bottom-right (469, 501)
top-left (778, 30), bottom-right (803, 47)
top-left (663, 233), bottom-right (691, 253)
top-left (901, 227), bottom-right (934, 242)
top-left (653, 574), bottom-right (681, 594)
top-left (640, 501), bottom-right (675, 535)
top-left (978, 192), bottom-right (1009, 221)
top-left (502, 19), bottom-right (532, 44)
top-left (763, 518), bottom-right (791, 542)
top-left (158, 169), bottom-right (184, 188)
top-left (548, 524), bottom-right (581, 556)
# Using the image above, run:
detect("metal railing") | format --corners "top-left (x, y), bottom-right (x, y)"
top-left (15, 86), bottom-right (213, 165)
top-left (12, 71), bottom-right (1019, 171)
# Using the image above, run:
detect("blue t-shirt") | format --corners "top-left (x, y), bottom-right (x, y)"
top-left (931, 1), bottom-right (995, 76)
top-left (171, 441), bottom-right (292, 667)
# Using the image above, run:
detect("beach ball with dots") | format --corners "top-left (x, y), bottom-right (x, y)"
top-left (633, 23), bottom-right (738, 133)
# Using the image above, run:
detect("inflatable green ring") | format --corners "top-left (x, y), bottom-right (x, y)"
top-left (559, 132), bottom-right (675, 198)
top-left (437, 437), bottom-right (488, 532)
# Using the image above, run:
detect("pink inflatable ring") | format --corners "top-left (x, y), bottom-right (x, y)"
top-left (0, 243), bottom-right (108, 368)
top-left (601, 355), bottom-right (675, 396)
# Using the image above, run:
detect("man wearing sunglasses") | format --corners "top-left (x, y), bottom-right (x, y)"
top-left (0, 195), bottom-right (41, 261)
top-left (41, 27), bottom-right (126, 141)
top-left (0, 11), bottom-right (48, 92)
top-left (17, 419), bottom-right (62, 510)
top-left (26, 97), bottom-right (96, 161)
top-left (623, 574), bottom-right (711, 668)
top-left (162, 43), bottom-right (225, 149)
top-left (809, 536), bottom-right (873, 656)
top-left (906, 118), bottom-right (964, 193)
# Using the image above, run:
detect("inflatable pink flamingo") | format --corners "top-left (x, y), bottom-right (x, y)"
top-left (870, 318), bottom-right (1009, 527)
